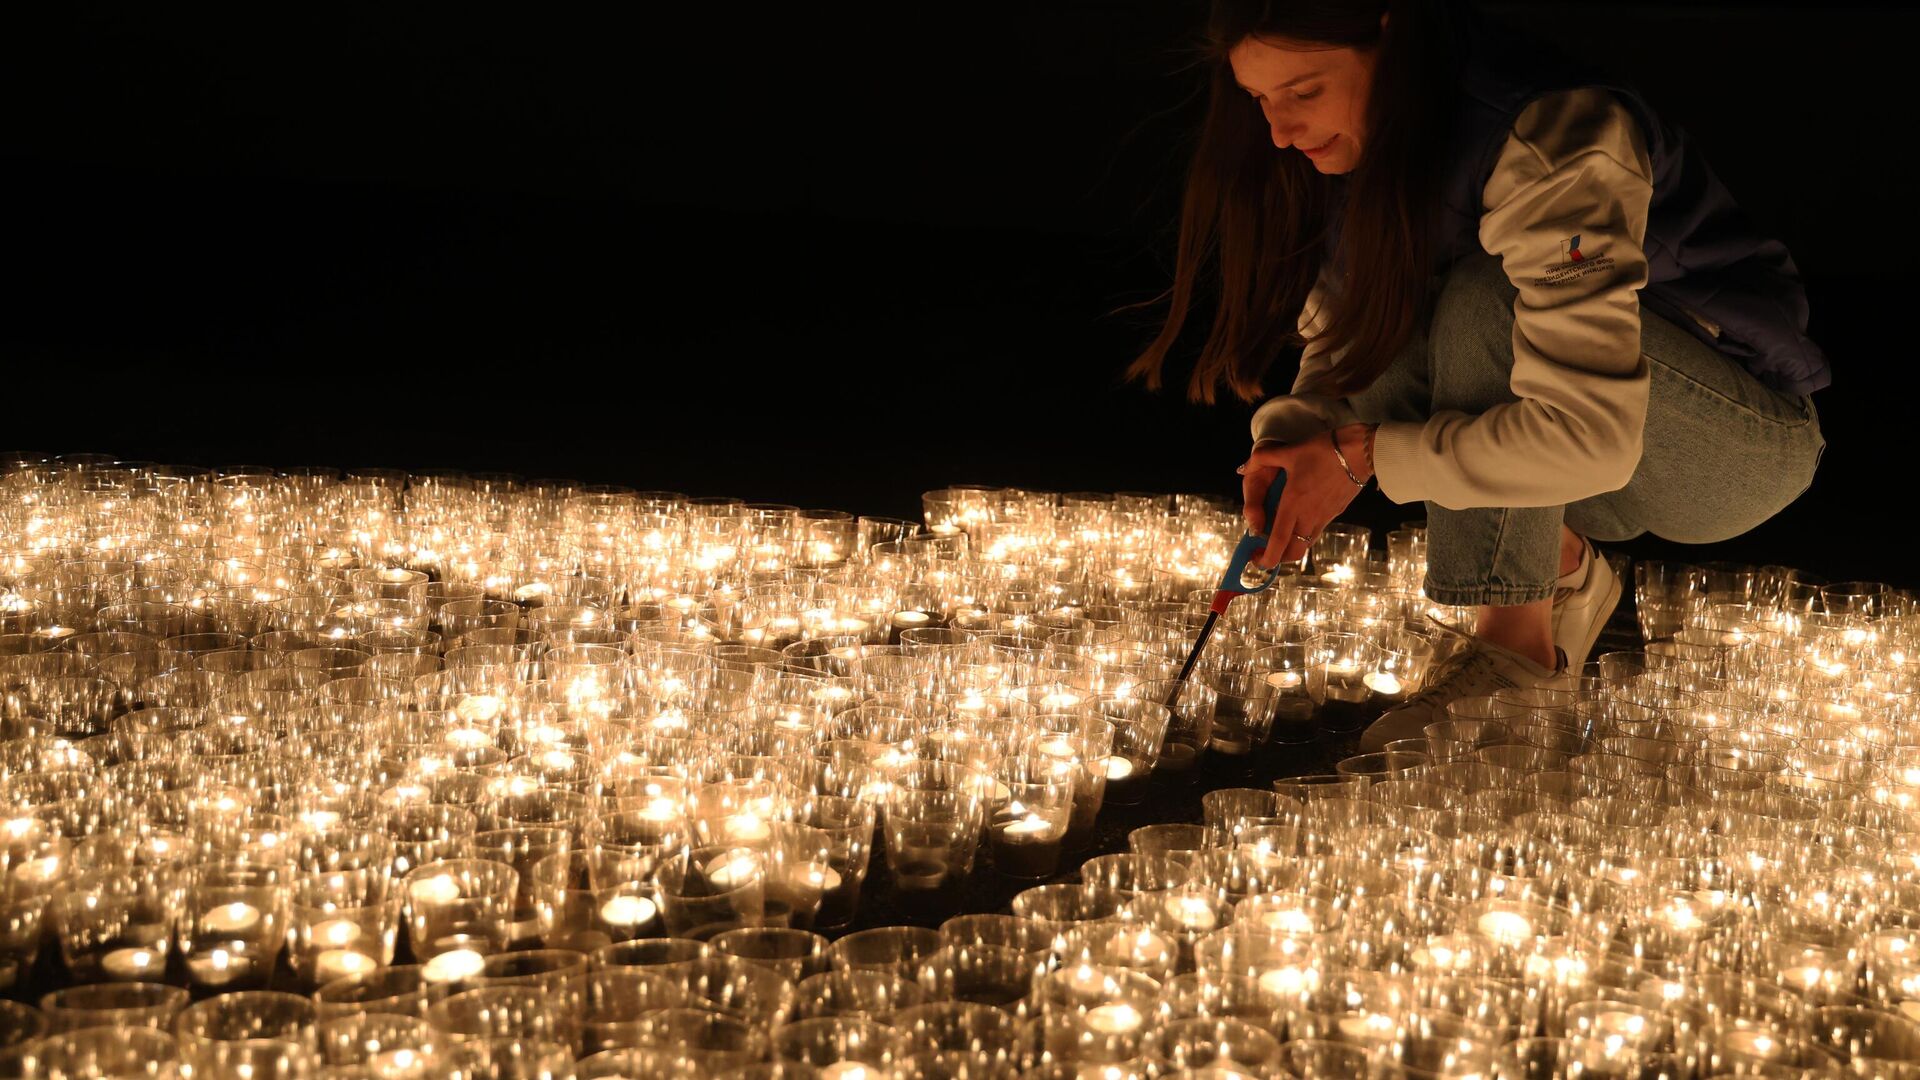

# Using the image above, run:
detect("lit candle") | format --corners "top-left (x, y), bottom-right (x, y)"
top-left (1583, 1008), bottom-right (1652, 1045)
top-left (367, 1049), bottom-right (431, 1080)
top-left (705, 852), bottom-right (759, 890)
top-left (1265, 671), bottom-right (1303, 690)
top-left (186, 947), bottom-right (252, 987)
top-left (410, 874), bottom-right (461, 906)
top-left (1258, 965), bottom-right (1308, 997)
top-left (1002, 814), bottom-right (1053, 840)
top-left (1104, 756), bottom-right (1136, 782)
top-left (1084, 1002), bottom-right (1144, 1035)
top-left (1363, 671), bottom-right (1404, 696)
top-left (99, 947), bottom-right (160, 980)
top-left (1719, 1029), bottom-right (1785, 1062)
top-left (12, 854), bottom-right (61, 886)
top-left (1125, 928), bottom-right (1172, 968)
top-left (1337, 1012), bottom-right (1398, 1044)
top-left (1263, 908), bottom-right (1318, 935)
top-left (806, 866), bottom-right (844, 893)
top-left (723, 813), bottom-right (770, 843)
top-left (313, 948), bottom-right (376, 984)
top-left (891, 611), bottom-right (931, 630)
top-left (200, 902), bottom-right (263, 937)
top-left (422, 948), bottom-right (486, 984)
top-left (638, 797), bottom-right (681, 823)
top-left (1476, 909), bottom-right (1534, 945)
top-left (817, 1065), bottom-right (871, 1080)
top-left (599, 895), bottom-right (657, 930)
top-left (1035, 736), bottom-right (1075, 759)
top-left (312, 918), bottom-right (362, 949)
top-left (1165, 894), bottom-right (1218, 932)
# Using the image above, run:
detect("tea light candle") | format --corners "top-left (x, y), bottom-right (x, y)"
top-left (1263, 908), bottom-right (1318, 935)
top-left (1363, 671), bottom-right (1404, 696)
top-left (1084, 1002), bottom-right (1144, 1035)
top-left (312, 918), bottom-right (362, 949)
top-left (891, 611), bottom-right (931, 630)
top-left (313, 948), bottom-right (376, 984)
top-left (1719, 1029), bottom-right (1786, 1062)
top-left (1104, 756), bottom-right (1135, 781)
top-left (1035, 736), bottom-right (1075, 759)
top-left (639, 797), bottom-right (681, 823)
top-left (705, 852), bottom-right (760, 890)
top-left (1584, 1007), bottom-right (1652, 1045)
top-left (410, 874), bottom-right (461, 906)
top-left (1165, 894), bottom-right (1218, 932)
top-left (1337, 1011), bottom-right (1398, 1044)
top-left (99, 946), bottom-right (161, 980)
top-left (186, 947), bottom-right (253, 987)
top-left (367, 1049), bottom-right (431, 1080)
top-left (200, 902), bottom-right (263, 937)
top-left (1265, 670), bottom-right (1303, 690)
top-left (806, 866), bottom-right (844, 893)
top-left (1125, 928), bottom-right (1172, 968)
top-left (599, 894), bottom-right (657, 931)
top-left (1258, 964), bottom-right (1309, 997)
top-left (12, 854), bottom-right (61, 886)
top-left (723, 813), bottom-right (771, 843)
top-left (1002, 813), bottom-right (1052, 839)
top-left (817, 1065), bottom-right (872, 1080)
top-left (422, 947), bottom-right (486, 984)
top-left (1476, 909), bottom-right (1533, 945)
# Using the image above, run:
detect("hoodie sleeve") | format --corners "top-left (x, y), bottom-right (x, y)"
top-left (1368, 88), bottom-right (1655, 509)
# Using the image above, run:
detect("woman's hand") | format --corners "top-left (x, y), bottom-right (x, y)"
top-left (1239, 423), bottom-right (1376, 568)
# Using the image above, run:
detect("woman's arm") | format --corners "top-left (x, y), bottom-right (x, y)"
top-left (1369, 88), bottom-right (1656, 510)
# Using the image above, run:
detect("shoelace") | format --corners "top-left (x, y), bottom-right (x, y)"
top-left (1402, 649), bottom-right (1514, 706)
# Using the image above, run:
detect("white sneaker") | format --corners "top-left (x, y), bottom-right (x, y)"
top-left (1551, 539), bottom-right (1623, 669)
top-left (1359, 632), bottom-right (1565, 752)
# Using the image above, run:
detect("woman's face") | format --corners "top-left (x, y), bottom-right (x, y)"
top-left (1228, 35), bottom-right (1378, 175)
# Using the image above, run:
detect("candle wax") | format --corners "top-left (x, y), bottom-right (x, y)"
top-left (410, 875), bottom-right (462, 906)
top-left (99, 947), bottom-right (161, 980)
top-left (1363, 671), bottom-right (1404, 696)
top-left (422, 948), bottom-right (486, 983)
top-left (599, 895), bottom-right (657, 929)
top-left (1084, 1002), bottom-right (1143, 1035)
top-left (313, 948), bottom-right (375, 983)
top-left (1258, 966), bottom-right (1307, 997)
top-left (1001, 814), bottom-right (1053, 840)
top-left (200, 902), bottom-right (263, 937)
top-left (1104, 756), bottom-right (1135, 782)
top-left (1476, 910), bottom-right (1533, 945)
top-left (706, 853), bottom-right (759, 890)
top-left (186, 948), bottom-right (251, 987)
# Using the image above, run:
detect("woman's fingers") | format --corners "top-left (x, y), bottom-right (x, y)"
top-left (1241, 467), bottom-right (1277, 535)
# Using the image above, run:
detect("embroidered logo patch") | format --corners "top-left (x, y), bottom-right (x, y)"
top-left (1531, 232), bottom-right (1614, 287)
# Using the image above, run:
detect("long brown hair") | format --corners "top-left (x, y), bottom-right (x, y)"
top-left (1128, 0), bottom-right (1459, 404)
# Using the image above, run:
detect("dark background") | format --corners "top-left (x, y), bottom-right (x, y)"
top-left (1, 4), bottom-right (1907, 583)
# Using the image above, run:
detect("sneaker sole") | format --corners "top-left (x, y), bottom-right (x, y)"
top-left (1561, 561), bottom-right (1623, 669)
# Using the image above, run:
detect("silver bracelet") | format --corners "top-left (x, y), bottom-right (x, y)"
top-left (1329, 430), bottom-right (1366, 487)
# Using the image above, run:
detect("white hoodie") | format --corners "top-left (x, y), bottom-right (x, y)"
top-left (1251, 87), bottom-right (1656, 511)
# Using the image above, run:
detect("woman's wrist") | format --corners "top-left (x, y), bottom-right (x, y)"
top-left (1332, 424), bottom-right (1376, 485)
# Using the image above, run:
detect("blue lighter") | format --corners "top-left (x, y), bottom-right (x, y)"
top-left (1166, 471), bottom-right (1287, 700)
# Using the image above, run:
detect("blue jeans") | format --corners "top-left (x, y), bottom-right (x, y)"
top-left (1344, 253), bottom-right (1826, 607)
